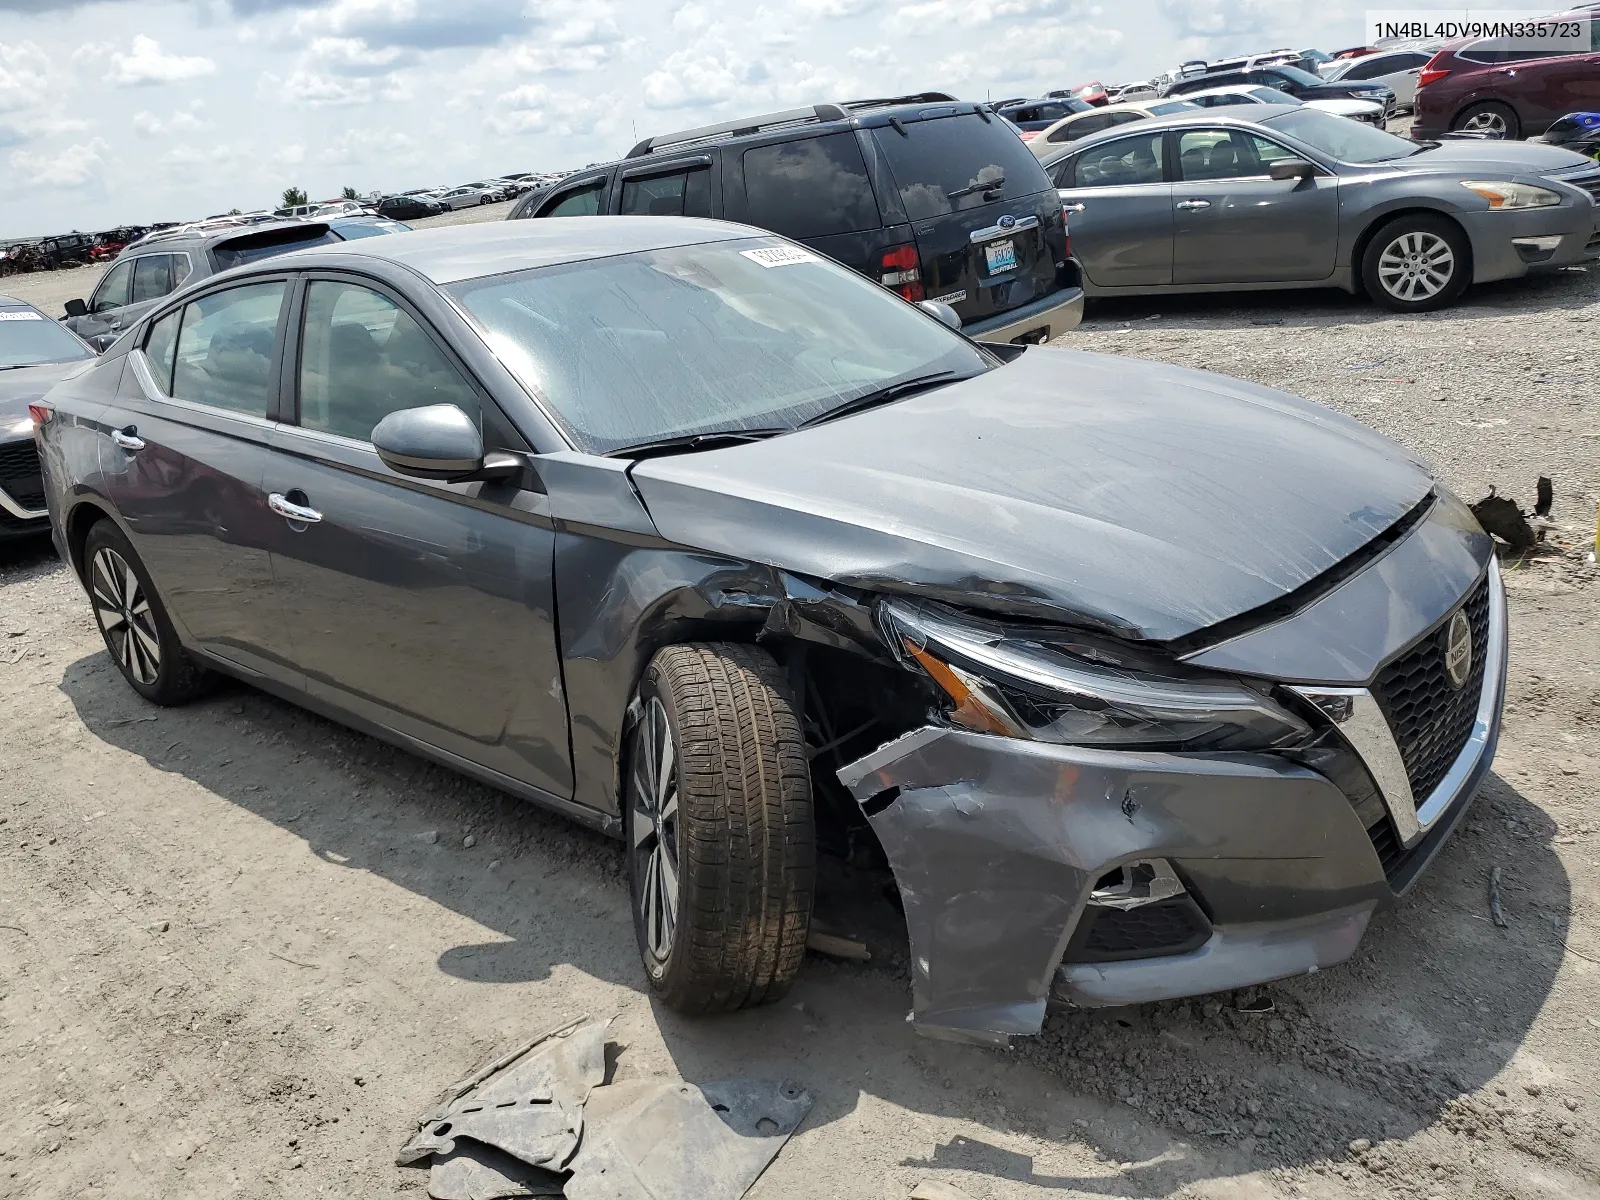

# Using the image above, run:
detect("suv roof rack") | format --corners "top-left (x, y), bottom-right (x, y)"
top-left (626, 103), bottom-right (851, 158)
top-left (624, 92), bottom-right (962, 158)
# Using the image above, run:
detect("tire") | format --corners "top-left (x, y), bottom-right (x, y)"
top-left (1360, 214), bottom-right (1471, 313)
top-left (1452, 101), bottom-right (1519, 140)
top-left (82, 520), bottom-right (208, 705)
top-left (625, 643), bottom-right (814, 1014)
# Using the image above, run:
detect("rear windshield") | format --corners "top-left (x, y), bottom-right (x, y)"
top-left (874, 113), bottom-right (1055, 221)
top-left (212, 226), bottom-right (341, 271)
top-left (0, 308), bottom-right (94, 368)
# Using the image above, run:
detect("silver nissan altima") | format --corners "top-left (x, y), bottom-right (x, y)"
top-left (33, 217), bottom-right (1505, 1044)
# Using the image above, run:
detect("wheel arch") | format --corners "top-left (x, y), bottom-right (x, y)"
top-left (62, 494), bottom-right (125, 587)
top-left (1350, 206), bottom-right (1474, 291)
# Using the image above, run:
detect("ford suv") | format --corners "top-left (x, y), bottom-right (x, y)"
top-left (508, 93), bottom-right (1084, 344)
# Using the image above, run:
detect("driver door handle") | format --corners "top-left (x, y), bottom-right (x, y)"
top-left (111, 427), bottom-right (144, 452)
top-left (267, 492), bottom-right (323, 524)
top-left (1176, 199), bottom-right (1212, 210)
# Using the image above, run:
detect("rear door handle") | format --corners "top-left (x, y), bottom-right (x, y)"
top-left (1176, 199), bottom-right (1212, 210)
top-left (267, 492), bottom-right (323, 524)
top-left (111, 427), bottom-right (144, 452)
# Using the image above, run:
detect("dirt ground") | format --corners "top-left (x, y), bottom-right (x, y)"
top-left (2, 251), bottom-right (1598, 1200)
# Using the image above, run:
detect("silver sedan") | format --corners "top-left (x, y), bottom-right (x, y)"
top-left (1045, 106), bottom-right (1600, 311)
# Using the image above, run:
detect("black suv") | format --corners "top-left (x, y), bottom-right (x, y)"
top-left (508, 93), bottom-right (1084, 344)
top-left (1167, 64), bottom-right (1395, 116)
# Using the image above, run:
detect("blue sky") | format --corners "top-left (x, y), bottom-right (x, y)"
top-left (0, 0), bottom-right (1467, 235)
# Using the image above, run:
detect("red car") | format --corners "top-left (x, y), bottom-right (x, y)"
top-left (1412, 19), bottom-right (1600, 139)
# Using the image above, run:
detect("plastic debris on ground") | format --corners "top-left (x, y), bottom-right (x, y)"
top-left (398, 1015), bottom-right (812, 1200)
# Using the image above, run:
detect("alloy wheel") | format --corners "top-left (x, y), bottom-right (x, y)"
top-left (1376, 231), bottom-right (1455, 302)
top-left (90, 546), bottom-right (161, 686)
top-left (1459, 110), bottom-right (1508, 137)
top-left (629, 697), bottom-right (680, 963)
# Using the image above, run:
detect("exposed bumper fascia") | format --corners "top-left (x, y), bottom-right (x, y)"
top-left (963, 286), bottom-right (1085, 345)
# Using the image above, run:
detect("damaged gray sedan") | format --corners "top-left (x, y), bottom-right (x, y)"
top-left (36, 218), bottom-right (1505, 1045)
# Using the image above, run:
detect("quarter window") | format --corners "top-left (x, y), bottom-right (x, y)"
top-left (539, 180), bottom-right (606, 217)
top-left (742, 132), bottom-right (881, 239)
top-left (620, 167), bottom-right (713, 217)
top-left (144, 308), bottom-right (181, 393)
top-left (297, 280), bottom-right (480, 443)
top-left (91, 260), bottom-right (134, 313)
top-left (172, 282), bottom-right (285, 417)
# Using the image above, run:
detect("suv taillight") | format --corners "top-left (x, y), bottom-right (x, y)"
top-left (879, 245), bottom-right (924, 301)
top-left (1417, 54), bottom-right (1450, 89)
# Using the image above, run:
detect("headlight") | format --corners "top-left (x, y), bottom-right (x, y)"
top-left (1460, 180), bottom-right (1562, 209)
top-left (878, 598), bottom-right (1310, 751)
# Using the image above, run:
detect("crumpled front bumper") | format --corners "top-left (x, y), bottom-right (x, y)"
top-left (835, 562), bottom-right (1506, 1045)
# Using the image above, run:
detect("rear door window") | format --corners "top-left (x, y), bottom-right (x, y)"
top-left (741, 132), bottom-right (881, 239)
top-left (172, 282), bottom-right (286, 417)
top-left (620, 166), bottom-right (713, 217)
top-left (874, 113), bottom-right (1055, 220)
top-left (130, 255), bottom-right (173, 304)
top-left (1069, 132), bottom-right (1166, 187)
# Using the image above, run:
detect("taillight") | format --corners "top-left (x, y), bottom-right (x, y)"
top-left (27, 403), bottom-right (53, 427)
top-left (879, 244), bottom-right (924, 302)
top-left (1417, 54), bottom-right (1450, 89)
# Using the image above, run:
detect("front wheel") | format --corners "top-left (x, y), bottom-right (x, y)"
top-left (625, 643), bottom-right (814, 1015)
top-left (1361, 215), bottom-right (1471, 312)
top-left (83, 519), bottom-right (209, 705)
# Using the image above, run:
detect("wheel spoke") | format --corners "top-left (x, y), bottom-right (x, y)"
top-left (657, 836), bottom-right (679, 924)
top-left (120, 561), bottom-right (139, 610)
top-left (131, 619), bottom-right (161, 665)
top-left (656, 721), bottom-right (674, 809)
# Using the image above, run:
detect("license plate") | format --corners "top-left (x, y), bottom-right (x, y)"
top-left (984, 239), bottom-right (1017, 274)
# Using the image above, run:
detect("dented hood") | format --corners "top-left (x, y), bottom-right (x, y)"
top-left (628, 347), bottom-right (1434, 641)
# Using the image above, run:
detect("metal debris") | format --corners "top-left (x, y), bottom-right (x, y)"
top-left (402, 1018), bottom-right (810, 1200)
top-left (565, 1078), bottom-right (811, 1200)
top-left (1490, 867), bottom-right (1508, 929)
top-left (1471, 488), bottom-right (1537, 553)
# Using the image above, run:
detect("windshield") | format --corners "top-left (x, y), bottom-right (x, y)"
top-left (0, 309), bottom-right (94, 368)
top-left (1270, 64), bottom-right (1327, 87)
top-left (1147, 100), bottom-right (1199, 115)
top-left (449, 237), bottom-right (989, 454)
top-left (1263, 108), bottom-right (1417, 162)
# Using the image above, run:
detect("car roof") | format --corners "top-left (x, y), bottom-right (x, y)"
top-left (1040, 105), bottom-right (1303, 161)
top-left (622, 93), bottom-right (971, 159)
top-left (269, 216), bottom-right (764, 285)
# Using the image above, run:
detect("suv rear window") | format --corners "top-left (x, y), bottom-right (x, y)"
top-left (742, 132), bottom-right (881, 239)
top-left (875, 113), bottom-right (1056, 221)
top-left (211, 225), bottom-right (341, 271)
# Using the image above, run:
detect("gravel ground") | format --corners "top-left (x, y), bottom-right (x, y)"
top-left (2, 243), bottom-right (1598, 1200)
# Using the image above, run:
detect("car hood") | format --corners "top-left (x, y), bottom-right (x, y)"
top-left (0, 360), bottom-right (87, 423)
top-left (1391, 138), bottom-right (1598, 175)
top-left (629, 348), bottom-right (1435, 642)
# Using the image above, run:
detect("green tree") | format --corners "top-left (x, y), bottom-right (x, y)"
top-left (341, 185), bottom-right (359, 200)
top-left (281, 186), bottom-right (309, 208)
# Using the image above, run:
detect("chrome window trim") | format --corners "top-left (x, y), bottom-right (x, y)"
top-left (1292, 556), bottom-right (1505, 850)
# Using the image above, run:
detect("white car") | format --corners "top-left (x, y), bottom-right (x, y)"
top-left (1318, 47), bottom-right (1436, 110)
top-left (432, 186), bottom-right (496, 209)
top-left (1029, 98), bottom-right (1202, 156)
top-left (311, 201), bottom-right (371, 218)
top-left (1181, 84), bottom-right (1386, 125)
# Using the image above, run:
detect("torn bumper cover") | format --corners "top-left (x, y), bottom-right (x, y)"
top-left (837, 649), bottom-right (1502, 1043)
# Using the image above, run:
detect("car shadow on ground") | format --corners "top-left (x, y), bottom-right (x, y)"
top-left (56, 643), bottom-right (1572, 1194)
top-left (1077, 265), bottom-right (1596, 332)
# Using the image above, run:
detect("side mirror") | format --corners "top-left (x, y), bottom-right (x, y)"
top-left (918, 299), bottom-right (962, 330)
top-left (372, 404), bottom-right (520, 482)
top-left (91, 333), bottom-right (117, 353)
top-left (1270, 158), bottom-right (1317, 181)
top-left (64, 298), bottom-right (88, 318)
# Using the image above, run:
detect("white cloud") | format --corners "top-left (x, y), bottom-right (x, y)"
top-left (306, 36), bottom-right (411, 74)
top-left (291, 0), bottom-right (530, 50)
top-left (671, 3), bottom-right (712, 31)
top-left (268, 67), bottom-right (410, 105)
top-left (105, 36), bottom-right (217, 87)
top-left (9, 136), bottom-right (108, 187)
top-left (641, 44), bottom-right (770, 109)
top-left (795, 0), bottom-right (875, 15)
top-left (131, 101), bottom-right (209, 137)
top-left (1156, 0), bottom-right (1276, 37)
top-left (488, 84), bottom-right (615, 137)
top-left (319, 126), bottom-right (419, 164)
top-left (0, 41), bottom-right (53, 113)
top-left (895, 0), bottom-right (1085, 28)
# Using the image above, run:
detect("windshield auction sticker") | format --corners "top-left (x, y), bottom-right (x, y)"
top-left (741, 246), bottom-right (821, 268)
top-left (0, 311), bottom-right (44, 321)
top-left (1364, 9), bottom-right (1588, 50)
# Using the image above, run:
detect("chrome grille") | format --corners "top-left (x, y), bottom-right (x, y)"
top-left (1370, 574), bottom-right (1492, 805)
